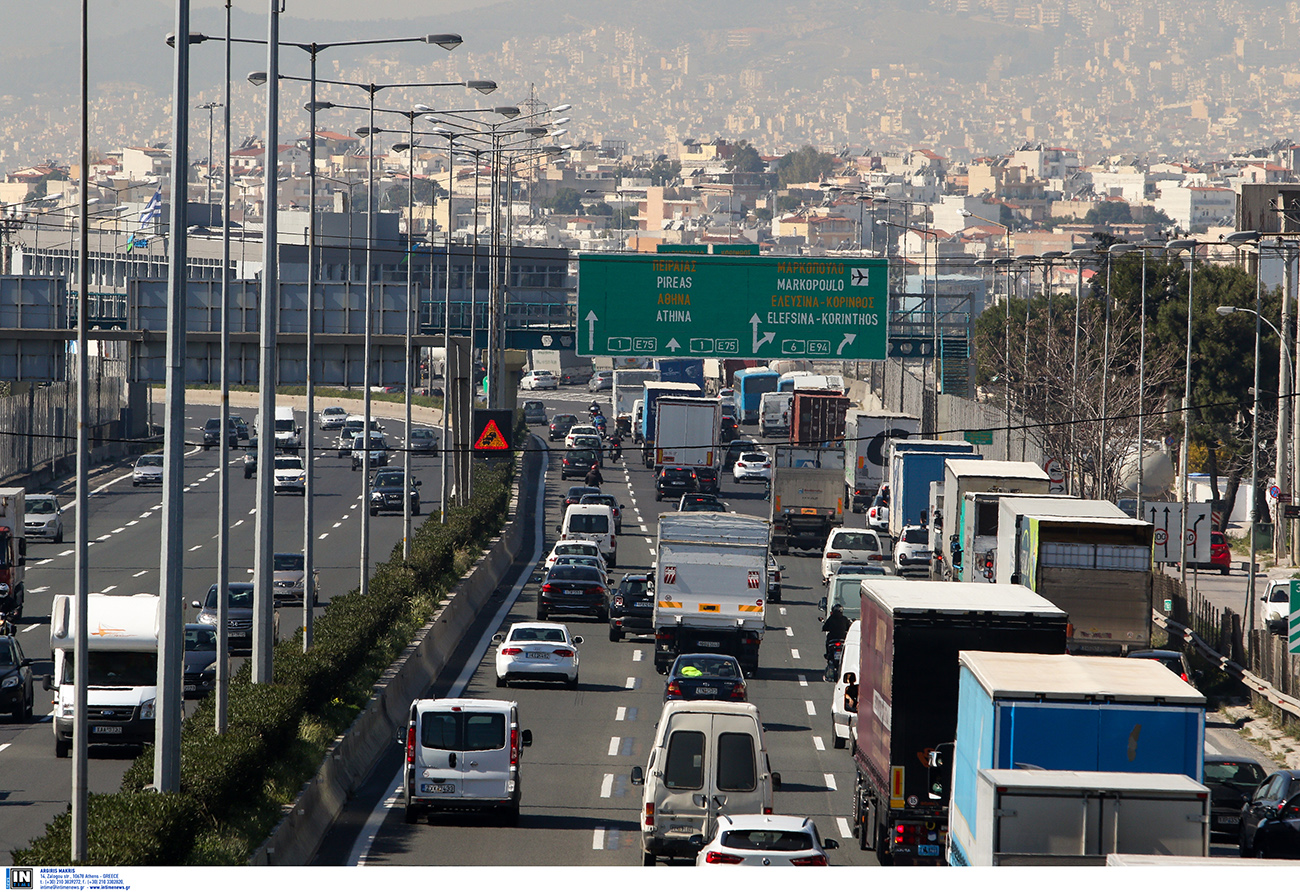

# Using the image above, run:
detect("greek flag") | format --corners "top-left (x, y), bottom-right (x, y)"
top-left (138, 187), bottom-right (162, 226)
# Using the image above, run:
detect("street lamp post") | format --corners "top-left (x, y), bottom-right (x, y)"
top-left (198, 101), bottom-right (223, 209)
top-left (1099, 242), bottom-right (1140, 499)
top-left (1166, 238), bottom-right (1202, 591)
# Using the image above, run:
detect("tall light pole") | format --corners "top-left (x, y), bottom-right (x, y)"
top-left (198, 101), bottom-right (223, 209)
top-left (1166, 238), bottom-right (1202, 590)
top-left (1067, 247), bottom-right (1094, 495)
top-left (1099, 242), bottom-right (1140, 499)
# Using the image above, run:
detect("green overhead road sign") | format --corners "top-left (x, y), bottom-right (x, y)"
top-left (576, 253), bottom-right (888, 360)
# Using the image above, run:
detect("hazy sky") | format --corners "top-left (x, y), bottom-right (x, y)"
top-left (191, 0), bottom-right (487, 19)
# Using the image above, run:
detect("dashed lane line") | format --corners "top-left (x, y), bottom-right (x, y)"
top-left (59, 550), bottom-right (73, 557)
top-left (785, 627), bottom-right (794, 637)
top-left (791, 648), bottom-right (801, 660)
top-left (600, 774), bottom-right (615, 798)
top-left (592, 828), bottom-right (606, 850)
top-left (21, 624), bottom-right (38, 634)
top-left (625, 677), bottom-right (638, 690)
top-left (813, 736), bottom-right (825, 751)
top-left (798, 674), bottom-right (808, 687)
top-left (111, 527), bottom-right (126, 534)
top-left (632, 649), bottom-right (643, 662)
top-left (805, 701), bottom-right (817, 716)
top-left (837, 818), bottom-right (853, 838)
top-left (607, 737), bottom-right (621, 756)
top-left (102, 585), bottom-right (117, 593)
top-left (132, 570), bottom-right (147, 578)
top-left (615, 706), bottom-right (627, 721)
top-left (824, 773), bottom-right (837, 791)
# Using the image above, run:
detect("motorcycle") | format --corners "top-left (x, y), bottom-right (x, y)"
top-left (824, 638), bottom-right (845, 683)
top-left (592, 415), bottom-right (607, 437)
top-left (609, 437), bottom-right (623, 462)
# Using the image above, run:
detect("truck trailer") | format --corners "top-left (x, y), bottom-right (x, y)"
top-left (652, 396), bottom-right (721, 472)
top-left (939, 459), bottom-right (1051, 581)
top-left (887, 442), bottom-right (978, 539)
top-left (769, 445), bottom-right (845, 554)
top-left (0, 488), bottom-right (26, 617)
top-left (851, 580), bottom-right (1068, 864)
top-left (844, 411), bottom-right (921, 513)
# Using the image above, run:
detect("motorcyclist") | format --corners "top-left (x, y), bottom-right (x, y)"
top-left (608, 432), bottom-right (623, 461)
top-left (822, 603), bottom-right (852, 660)
top-left (585, 463), bottom-right (604, 488)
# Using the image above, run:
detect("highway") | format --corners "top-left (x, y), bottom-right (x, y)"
top-left (0, 399), bottom-right (439, 863)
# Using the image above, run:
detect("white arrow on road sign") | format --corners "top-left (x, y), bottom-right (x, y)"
top-left (837, 333), bottom-right (857, 355)
top-left (585, 310), bottom-right (598, 352)
top-left (666, 338), bottom-right (681, 352)
top-left (750, 314), bottom-right (775, 353)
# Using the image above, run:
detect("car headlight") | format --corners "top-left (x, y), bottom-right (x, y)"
top-left (204, 662), bottom-right (217, 674)
top-left (198, 612), bottom-right (215, 625)
top-left (370, 492), bottom-right (383, 501)
top-left (1, 675), bottom-right (17, 689)
top-left (60, 700), bottom-right (75, 717)
top-left (139, 698), bottom-right (156, 720)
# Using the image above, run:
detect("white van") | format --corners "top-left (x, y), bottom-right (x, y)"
top-left (557, 503), bottom-right (616, 567)
top-left (758, 392), bottom-right (793, 438)
top-left (401, 698), bottom-right (533, 825)
top-left (631, 700), bottom-right (781, 864)
top-left (830, 620), bottom-right (860, 750)
top-left (265, 406), bottom-right (300, 453)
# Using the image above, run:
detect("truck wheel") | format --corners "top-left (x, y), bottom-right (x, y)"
top-left (641, 849), bottom-right (655, 866)
top-left (875, 824), bottom-right (893, 864)
top-left (56, 737), bottom-right (70, 759)
top-left (536, 604), bottom-right (548, 620)
top-left (833, 732), bottom-right (845, 750)
top-left (403, 793), bottom-right (420, 824)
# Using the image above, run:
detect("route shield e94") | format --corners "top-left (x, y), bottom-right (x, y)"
top-left (576, 253), bottom-right (888, 360)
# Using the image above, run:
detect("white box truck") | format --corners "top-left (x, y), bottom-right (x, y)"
top-left (47, 592), bottom-right (160, 758)
top-left (950, 769), bottom-right (1210, 866)
top-left (613, 368), bottom-right (659, 437)
top-left (0, 487), bottom-right (27, 617)
top-left (844, 412), bottom-right (920, 513)
top-left (940, 459), bottom-right (1051, 582)
top-left (653, 396), bottom-right (722, 473)
top-left (652, 512), bottom-right (768, 676)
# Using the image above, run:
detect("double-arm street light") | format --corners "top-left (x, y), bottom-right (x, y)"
top-left (1166, 237), bottom-right (1207, 590)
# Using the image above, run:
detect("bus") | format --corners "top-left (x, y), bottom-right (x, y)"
top-left (732, 367), bottom-right (780, 425)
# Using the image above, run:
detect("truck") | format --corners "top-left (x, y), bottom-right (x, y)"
top-left (654, 358), bottom-right (705, 391)
top-left (0, 488), bottom-right (26, 617)
top-left (939, 460), bottom-right (1052, 582)
top-left (640, 381), bottom-right (703, 452)
top-left (769, 445), bottom-right (845, 554)
top-left (530, 349), bottom-right (592, 386)
top-left (652, 512), bottom-right (768, 675)
top-left (851, 580), bottom-right (1068, 864)
top-left (613, 368), bottom-right (659, 437)
top-left (844, 411), bottom-right (921, 513)
top-left (996, 498), bottom-right (1153, 654)
top-left (652, 396), bottom-right (721, 472)
top-left (758, 392), bottom-right (793, 438)
top-left (732, 367), bottom-right (780, 425)
top-left (790, 390), bottom-right (850, 447)
top-left (951, 769), bottom-right (1210, 866)
top-left (887, 442), bottom-right (978, 540)
top-left (47, 592), bottom-right (161, 758)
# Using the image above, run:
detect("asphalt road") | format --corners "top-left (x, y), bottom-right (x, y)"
top-left (0, 400), bottom-right (439, 863)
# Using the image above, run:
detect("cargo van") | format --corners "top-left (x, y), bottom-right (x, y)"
top-left (401, 698), bottom-right (532, 825)
top-left (557, 503), bottom-right (616, 567)
top-left (631, 700), bottom-right (780, 864)
top-left (830, 620), bottom-right (860, 750)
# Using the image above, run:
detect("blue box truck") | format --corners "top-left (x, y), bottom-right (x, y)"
top-left (886, 442), bottom-right (977, 539)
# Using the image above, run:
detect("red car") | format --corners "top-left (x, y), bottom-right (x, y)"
top-left (1207, 530), bottom-right (1231, 575)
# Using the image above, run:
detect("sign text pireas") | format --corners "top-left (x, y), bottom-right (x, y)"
top-left (577, 254), bottom-right (888, 360)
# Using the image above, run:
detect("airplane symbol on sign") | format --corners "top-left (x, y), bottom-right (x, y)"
top-left (850, 268), bottom-right (870, 287)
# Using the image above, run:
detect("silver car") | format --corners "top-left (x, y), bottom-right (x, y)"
top-left (132, 454), bottom-right (164, 487)
top-left (25, 493), bottom-right (64, 543)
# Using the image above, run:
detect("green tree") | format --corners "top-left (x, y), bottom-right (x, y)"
top-left (774, 145), bottom-right (835, 188)
top-left (727, 140), bottom-right (765, 175)
top-left (544, 187), bottom-right (583, 215)
top-left (1082, 202), bottom-right (1133, 225)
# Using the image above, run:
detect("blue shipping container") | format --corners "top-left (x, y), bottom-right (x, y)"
top-left (655, 359), bottom-right (705, 390)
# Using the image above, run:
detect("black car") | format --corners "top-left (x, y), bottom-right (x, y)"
top-left (369, 469), bottom-right (421, 516)
top-left (0, 635), bottom-right (34, 720)
top-left (655, 466), bottom-right (697, 501)
top-left (695, 465), bottom-right (720, 494)
top-left (723, 439), bottom-right (759, 472)
top-left (243, 437), bottom-right (258, 479)
top-left (1126, 649), bottom-right (1196, 686)
top-left (183, 623), bottom-right (217, 699)
top-left (678, 493), bottom-right (727, 513)
top-left (719, 415), bottom-right (739, 444)
top-left (562, 448), bottom-right (598, 480)
top-left (1240, 769), bottom-right (1300, 857)
top-left (565, 485), bottom-right (601, 509)
top-left (192, 583), bottom-right (254, 654)
top-left (549, 414), bottom-right (578, 441)
top-left (202, 417), bottom-right (237, 450)
top-left (1203, 755), bottom-right (1266, 842)
top-left (664, 653), bottom-right (747, 702)
top-left (228, 415), bottom-right (250, 440)
top-left (608, 573), bottom-right (654, 642)
top-left (581, 493), bottom-right (624, 534)
top-left (538, 564), bottom-right (608, 621)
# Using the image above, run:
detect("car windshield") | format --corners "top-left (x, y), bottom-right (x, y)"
top-left (832, 532), bottom-right (876, 551)
top-left (274, 458), bottom-right (301, 470)
top-left (138, 455), bottom-right (162, 468)
top-left (185, 626), bottom-right (217, 651)
top-left (65, 652), bottom-right (156, 687)
top-left (619, 578), bottom-right (648, 595)
top-left (1269, 587), bottom-right (1290, 603)
top-left (719, 829), bottom-right (815, 852)
top-left (567, 450), bottom-right (596, 465)
top-left (674, 656), bottom-right (740, 678)
top-left (411, 430), bottom-right (433, 440)
top-left (567, 514), bottom-right (609, 534)
top-left (27, 498), bottom-right (57, 513)
top-left (374, 472), bottom-right (404, 487)
top-left (554, 544), bottom-right (597, 557)
top-left (206, 585), bottom-right (255, 610)
top-left (903, 528), bottom-right (928, 544)
top-left (1204, 760), bottom-right (1267, 791)
top-left (739, 453), bottom-right (767, 463)
top-left (205, 419), bottom-right (221, 430)
top-left (274, 553), bottom-right (304, 572)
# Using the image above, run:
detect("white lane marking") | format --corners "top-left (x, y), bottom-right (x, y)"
top-left (791, 648), bottom-right (800, 660)
top-left (813, 736), bottom-right (825, 751)
top-left (608, 737), bottom-right (621, 756)
top-left (102, 585), bottom-right (117, 593)
top-left (21, 624), bottom-right (38, 633)
top-left (824, 773), bottom-right (837, 791)
top-left (248, 508), bottom-right (256, 515)
top-left (1205, 741), bottom-right (1220, 756)
top-left (615, 706), bottom-right (627, 722)
top-left (600, 774), bottom-right (615, 798)
top-left (112, 527), bottom-right (126, 534)
top-left (632, 649), bottom-right (643, 662)
top-left (805, 700), bottom-right (816, 716)
top-left (234, 519), bottom-right (244, 527)
top-left (29, 586), bottom-right (48, 594)
top-left (126, 520), bottom-right (138, 526)
top-left (785, 627), bottom-right (794, 637)
top-left (37, 559), bottom-right (52, 566)
top-left (189, 545), bottom-right (202, 552)
top-left (798, 674), bottom-right (808, 687)
top-left (639, 525), bottom-right (649, 532)
top-left (837, 817), bottom-right (852, 837)
top-left (592, 828), bottom-right (606, 850)
top-left (59, 549), bottom-right (73, 557)
top-left (319, 533), bottom-right (330, 540)
top-left (333, 522), bottom-right (342, 529)
top-left (152, 505), bottom-right (162, 510)
top-left (132, 570), bottom-right (148, 578)
top-left (341, 514), bottom-right (350, 520)
top-left (779, 607), bottom-right (787, 616)
top-left (0, 743), bottom-right (9, 754)
top-left (96, 535), bottom-right (111, 541)
top-left (625, 677), bottom-right (637, 689)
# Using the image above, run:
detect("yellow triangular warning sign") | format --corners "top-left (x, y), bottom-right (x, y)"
top-left (474, 419), bottom-right (510, 450)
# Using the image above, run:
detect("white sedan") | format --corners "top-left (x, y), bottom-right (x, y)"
top-left (493, 622), bottom-right (582, 688)
top-left (565, 424), bottom-right (601, 448)
top-left (696, 814), bottom-right (839, 866)
top-left (521, 370), bottom-right (557, 391)
top-left (732, 451), bottom-right (772, 484)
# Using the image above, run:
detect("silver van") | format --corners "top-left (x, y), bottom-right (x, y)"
top-left (401, 698), bottom-right (532, 825)
top-left (631, 700), bottom-right (780, 864)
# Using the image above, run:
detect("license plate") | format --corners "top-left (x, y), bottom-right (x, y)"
top-left (421, 783), bottom-right (455, 794)
top-left (93, 725), bottom-right (122, 734)
top-left (184, 684), bottom-right (197, 692)
top-left (526, 652), bottom-right (550, 659)
top-left (695, 686), bottom-right (717, 695)
top-left (917, 844), bottom-right (941, 857)
top-left (697, 640), bottom-right (720, 648)
top-left (1217, 815), bottom-right (1239, 825)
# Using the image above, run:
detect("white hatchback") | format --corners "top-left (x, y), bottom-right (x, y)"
top-left (493, 622), bottom-right (582, 688)
top-left (565, 424), bottom-right (601, 448)
top-left (820, 527), bottom-right (889, 583)
top-left (543, 540), bottom-right (606, 574)
top-left (696, 814), bottom-right (839, 866)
